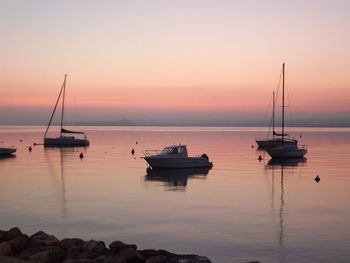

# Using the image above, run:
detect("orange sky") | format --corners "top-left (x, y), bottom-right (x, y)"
top-left (0, 0), bottom-right (349, 124)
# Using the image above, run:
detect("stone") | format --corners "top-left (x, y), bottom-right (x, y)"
top-left (5, 227), bottom-right (23, 241)
top-left (0, 256), bottom-right (28, 263)
top-left (145, 255), bottom-right (167, 263)
top-left (0, 230), bottom-right (7, 242)
top-left (83, 240), bottom-right (106, 254)
top-left (59, 238), bottom-right (85, 251)
top-left (9, 235), bottom-right (29, 253)
top-left (103, 256), bottom-right (127, 263)
top-left (18, 247), bottom-right (42, 260)
top-left (30, 231), bottom-right (59, 246)
top-left (117, 248), bottom-right (144, 263)
top-left (78, 250), bottom-right (99, 260)
top-left (0, 242), bottom-right (13, 256)
top-left (109, 241), bottom-right (137, 253)
top-left (63, 260), bottom-right (93, 263)
top-left (29, 247), bottom-right (64, 263)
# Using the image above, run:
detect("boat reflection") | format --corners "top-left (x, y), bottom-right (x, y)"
top-left (0, 154), bottom-right (16, 160)
top-left (145, 167), bottom-right (211, 191)
top-left (265, 158), bottom-right (306, 262)
top-left (267, 157), bottom-right (307, 167)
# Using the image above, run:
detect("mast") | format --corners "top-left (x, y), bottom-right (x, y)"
top-left (44, 75), bottom-right (66, 138)
top-left (281, 63), bottom-right (285, 144)
top-left (272, 91), bottom-right (275, 140)
top-left (60, 74), bottom-right (67, 137)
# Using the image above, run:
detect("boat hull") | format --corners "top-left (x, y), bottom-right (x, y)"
top-left (44, 137), bottom-right (89, 147)
top-left (0, 148), bottom-right (16, 155)
top-left (144, 156), bottom-right (213, 169)
top-left (266, 145), bottom-right (307, 159)
top-left (256, 138), bottom-right (297, 148)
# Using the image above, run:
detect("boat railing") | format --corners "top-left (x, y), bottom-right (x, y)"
top-left (143, 149), bottom-right (161, 156)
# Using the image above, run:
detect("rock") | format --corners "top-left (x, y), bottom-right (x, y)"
top-left (78, 250), bottom-right (99, 260)
top-left (30, 231), bottom-right (59, 246)
top-left (145, 255), bottom-right (167, 263)
top-left (117, 248), bottom-right (144, 263)
top-left (0, 242), bottom-right (13, 256)
top-left (109, 241), bottom-right (137, 254)
top-left (103, 256), bottom-right (127, 263)
top-left (0, 230), bottom-right (7, 242)
top-left (0, 256), bottom-right (28, 263)
top-left (18, 246), bottom-right (42, 260)
top-left (83, 240), bottom-right (106, 254)
top-left (29, 247), bottom-right (64, 263)
top-left (63, 260), bottom-right (93, 263)
top-left (9, 235), bottom-right (29, 253)
top-left (5, 227), bottom-right (23, 241)
top-left (59, 238), bottom-right (85, 251)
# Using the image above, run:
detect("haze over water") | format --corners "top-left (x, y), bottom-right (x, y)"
top-left (1, 126), bottom-right (349, 263)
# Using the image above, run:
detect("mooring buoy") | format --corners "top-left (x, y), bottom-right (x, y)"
top-left (258, 155), bottom-right (263, 161)
top-left (79, 153), bottom-right (84, 159)
top-left (131, 149), bottom-right (135, 155)
top-left (28, 146), bottom-right (32, 152)
top-left (315, 175), bottom-right (320, 183)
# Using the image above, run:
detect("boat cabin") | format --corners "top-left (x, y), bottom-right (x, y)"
top-left (160, 145), bottom-right (188, 157)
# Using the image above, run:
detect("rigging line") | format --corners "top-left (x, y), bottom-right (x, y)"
top-left (60, 75), bottom-right (67, 137)
top-left (44, 77), bottom-right (66, 137)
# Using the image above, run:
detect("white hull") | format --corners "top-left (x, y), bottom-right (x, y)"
top-left (266, 145), bottom-right (307, 159)
top-left (0, 148), bottom-right (16, 155)
top-left (44, 137), bottom-right (89, 147)
top-left (144, 156), bottom-right (212, 169)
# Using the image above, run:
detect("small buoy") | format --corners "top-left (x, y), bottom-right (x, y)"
top-left (258, 155), bottom-right (263, 161)
top-left (20, 139), bottom-right (23, 142)
top-left (79, 153), bottom-right (84, 159)
top-left (28, 146), bottom-right (32, 152)
top-left (251, 145), bottom-right (254, 148)
top-left (136, 141), bottom-right (138, 144)
top-left (131, 149), bottom-right (135, 155)
top-left (315, 175), bottom-right (320, 183)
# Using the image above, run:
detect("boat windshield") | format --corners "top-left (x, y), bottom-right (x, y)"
top-left (161, 147), bottom-right (185, 155)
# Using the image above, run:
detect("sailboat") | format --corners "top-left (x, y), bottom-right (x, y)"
top-left (256, 91), bottom-right (297, 148)
top-left (44, 75), bottom-right (89, 147)
top-left (265, 63), bottom-right (306, 159)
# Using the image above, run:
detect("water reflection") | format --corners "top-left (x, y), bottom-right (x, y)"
top-left (0, 154), bottom-right (16, 160)
top-left (145, 167), bottom-right (211, 191)
top-left (44, 147), bottom-right (74, 219)
top-left (265, 158), bottom-right (306, 263)
top-left (268, 157), bottom-right (307, 167)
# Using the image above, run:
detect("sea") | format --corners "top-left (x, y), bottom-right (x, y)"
top-left (1, 126), bottom-right (349, 263)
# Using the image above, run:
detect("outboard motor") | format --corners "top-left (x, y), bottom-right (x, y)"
top-left (201, 153), bottom-right (209, 161)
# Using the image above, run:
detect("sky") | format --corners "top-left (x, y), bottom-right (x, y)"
top-left (0, 0), bottom-right (349, 125)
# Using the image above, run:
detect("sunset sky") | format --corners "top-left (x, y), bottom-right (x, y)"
top-left (0, 0), bottom-right (349, 125)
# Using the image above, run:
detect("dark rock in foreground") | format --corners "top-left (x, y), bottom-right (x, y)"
top-left (0, 227), bottom-right (212, 263)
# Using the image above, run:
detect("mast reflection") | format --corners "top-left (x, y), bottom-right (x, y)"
top-left (266, 157), bottom-right (307, 262)
top-left (145, 167), bottom-right (211, 191)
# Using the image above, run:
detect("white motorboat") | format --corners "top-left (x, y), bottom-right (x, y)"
top-left (266, 144), bottom-right (307, 159)
top-left (0, 147), bottom-right (16, 156)
top-left (44, 75), bottom-right (89, 147)
top-left (143, 145), bottom-right (213, 169)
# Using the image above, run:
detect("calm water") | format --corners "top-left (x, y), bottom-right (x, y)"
top-left (1, 126), bottom-right (350, 263)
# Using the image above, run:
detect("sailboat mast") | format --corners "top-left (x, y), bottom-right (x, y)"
top-left (60, 74), bottom-right (67, 137)
top-left (272, 91), bottom-right (275, 139)
top-left (44, 76), bottom-right (66, 138)
top-left (281, 63), bottom-right (285, 143)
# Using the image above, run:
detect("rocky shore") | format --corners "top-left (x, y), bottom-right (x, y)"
top-left (0, 227), bottom-right (212, 263)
